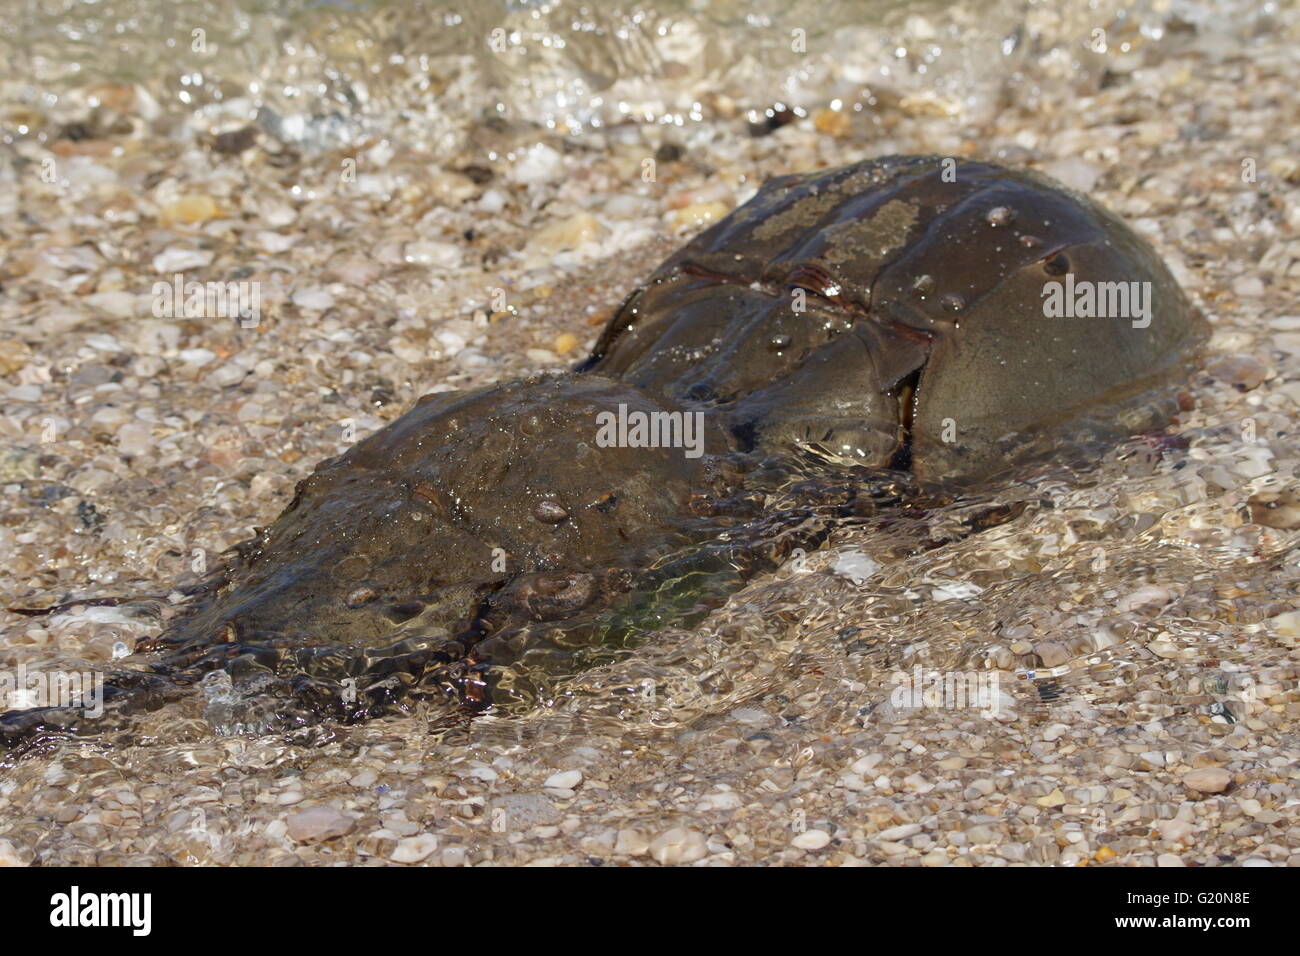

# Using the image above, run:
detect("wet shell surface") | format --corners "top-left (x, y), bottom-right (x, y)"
top-left (2, 156), bottom-right (1206, 749)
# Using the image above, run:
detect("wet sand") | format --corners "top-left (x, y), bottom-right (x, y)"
top-left (0, 0), bottom-right (1298, 865)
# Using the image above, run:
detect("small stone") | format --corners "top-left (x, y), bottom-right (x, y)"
top-left (1036, 788), bottom-right (1067, 808)
top-left (614, 828), bottom-right (649, 856)
top-left (152, 247), bottom-right (213, 273)
top-left (543, 770), bottom-right (582, 790)
top-left (1156, 853), bottom-right (1185, 867)
top-left (792, 829), bottom-right (831, 850)
top-left (1207, 354), bottom-right (1272, 390)
top-left (493, 793), bottom-right (562, 830)
top-left (1043, 723), bottom-right (1070, 742)
top-left (878, 823), bottom-right (922, 841)
top-left (530, 212), bottom-right (605, 253)
top-left (159, 195), bottom-right (222, 226)
top-left (345, 587), bottom-right (378, 608)
top-left (552, 333), bottom-right (580, 355)
top-left (391, 833), bottom-right (439, 864)
top-left (670, 201), bottom-right (729, 230)
top-left (1183, 767), bottom-right (1231, 793)
top-left (255, 231), bottom-right (296, 253)
top-left (115, 421), bottom-right (154, 457)
top-left (1040, 157), bottom-right (1102, 194)
top-left (1272, 611), bottom-right (1300, 638)
top-left (648, 827), bottom-right (707, 865)
top-left (85, 290), bottom-right (138, 318)
top-left (285, 805), bottom-right (356, 844)
top-left (0, 839), bottom-right (28, 866)
top-left (511, 143), bottom-right (564, 185)
top-left (404, 241), bottom-right (462, 269)
top-left (811, 107), bottom-right (850, 137)
top-left (441, 846), bottom-right (468, 867)
top-left (1156, 819), bottom-right (1198, 843)
top-left (833, 550), bottom-right (880, 585)
top-left (1247, 488), bottom-right (1300, 530)
top-left (0, 339), bottom-right (32, 375)
top-left (1034, 641), bottom-right (1071, 667)
top-left (533, 501), bottom-right (569, 524)
top-left (180, 347), bottom-right (217, 367)
top-left (696, 790), bottom-right (743, 812)
top-left (292, 286), bottom-right (335, 311)
top-left (1117, 586), bottom-right (1173, 613)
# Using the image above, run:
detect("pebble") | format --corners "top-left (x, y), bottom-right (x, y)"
top-left (543, 770), bottom-right (582, 790)
top-left (1272, 611), bottom-right (1300, 638)
top-left (391, 833), bottom-right (439, 864)
top-left (285, 806), bottom-right (356, 844)
top-left (670, 201), bottom-right (729, 230)
top-left (648, 827), bottom-right (708, 865)
top-left (85, 290), bottom-right (139, 318)
top-left (292, 286), bottom-right (335, 311)
top-left (179, 348), bottom-right (217, 369)
top-left (1247, 488), bottom-right (1300, 530)
top-left (1042, 723), bottom-right (1070, 742)
top-left (152, 248), bottom-right (213, 273)
top-left (0, 839), bottom-right (27, 867)
top-left (255, 231), bottom-right (296, 253)
top-left (533, 501), bottom-right (569, 524)
top-left (833, 550), bottom-right (880, 584)
top-left (811, 107), bottom-right (850, 137)
top-left (1117, 586), bottom-right (1173, 613)
top-left (1034, 641), bottom-right (1071, 667)
top-left (1207, 354), bottom-right (1272, 390)
top-left (404, 241), bottom-right (462, 269)
top-left (792, 829), bottom-right (831, 850)
top-left (614, 829), bottom-right (650, 856)
top-left (878, 823), bottom-right (922, 841)
top-left (1183, 768), bottom-right (1231, 793)
top-left (0, 339), bottom-right (32, 375)
top-left (159, 195), bottom-right (222, 226)
top-left (1039, 157), bottom-right (1102, 193)
top-left (530, 212), bottom-right (605, 253)
top-left (511, 143), bottom-right (564, 185)
top-left (115, 421), bottom-right (154, 457)
top-left (494, 793), bottom-right (563, 829)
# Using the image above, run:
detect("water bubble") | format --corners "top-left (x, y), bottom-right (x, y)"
top-left (985, 205), bottom-right (1015, 226)
top-left (940, 292), bottom-right (965, 312)
top-left (768, 333), bottom-right (793, 351)
top-left (200, 669), bottom-right (236, 703)
top-left (911, 274), bottom-right (935, 297)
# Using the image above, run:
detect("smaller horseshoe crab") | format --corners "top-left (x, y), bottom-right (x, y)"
top-left (2, 155), bottom-right (1206, 754)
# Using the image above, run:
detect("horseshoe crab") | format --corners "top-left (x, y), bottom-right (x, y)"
top-left (1, 155), bottom-right (1206, 751)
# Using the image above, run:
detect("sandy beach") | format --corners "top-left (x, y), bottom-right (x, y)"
top-left (0, 0), bottom-right (1297, 865)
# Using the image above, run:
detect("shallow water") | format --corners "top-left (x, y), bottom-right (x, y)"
top-left (0, 0), bottom-right (1297, 865)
